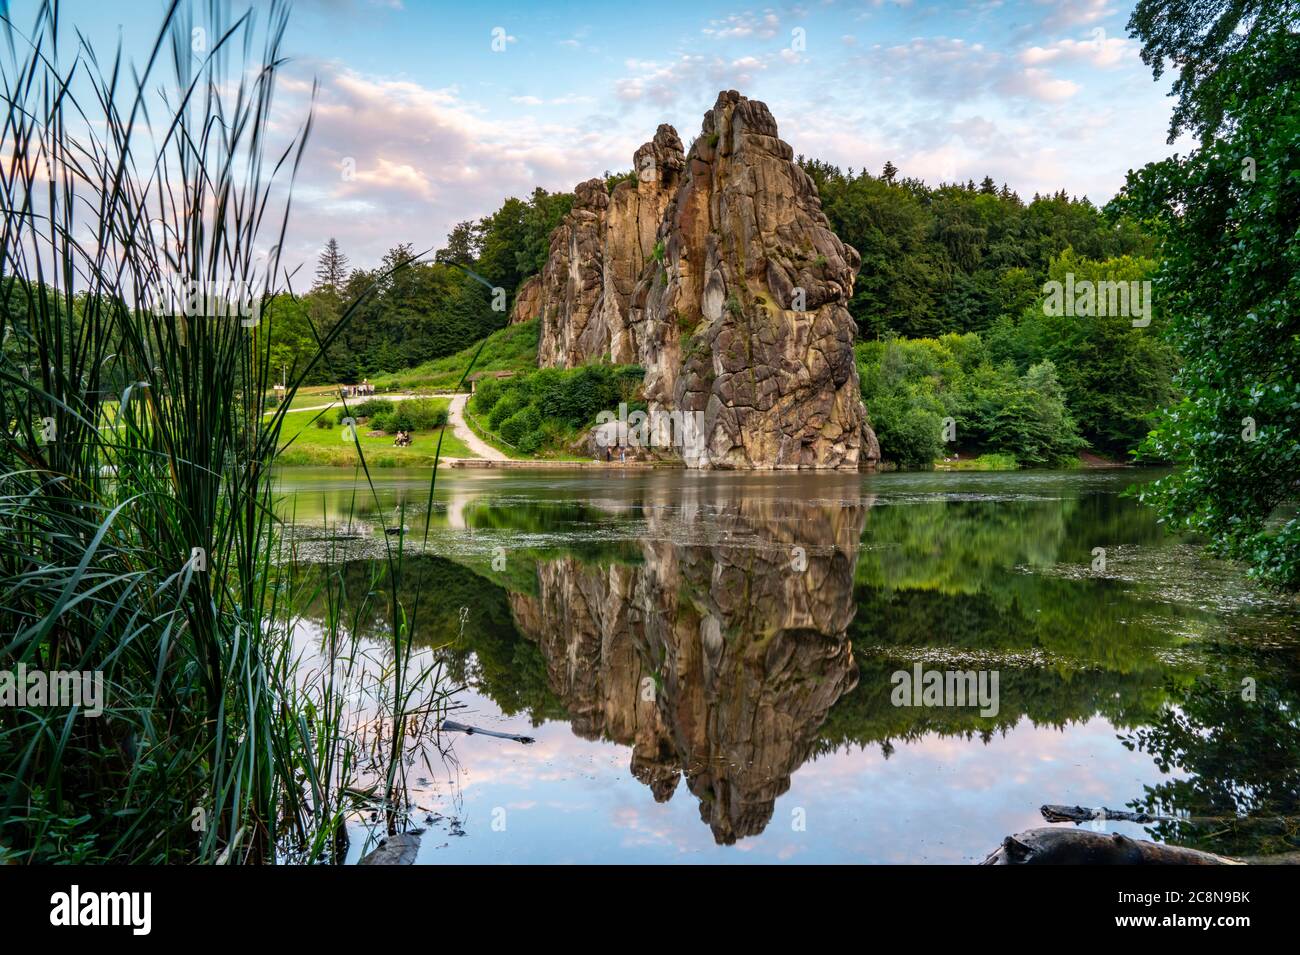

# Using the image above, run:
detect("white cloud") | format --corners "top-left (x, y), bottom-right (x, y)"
top-left (999, 67), bottom-right (1080, 101)
top-left (859, 37), bottom-right (1078, 103)
top-left (614, 52), bottom-right (777, 106)
top-left (271, 63), bottom-right (635, 270)
top-left (1030, 0), bottom-right (1114, 33)
top-left (510, 94), bottom-right (597, 107)
top-left (558, 26), bottom-right (592, 50)
top-left (1020, 31), bottom-right (1132, 68)
top-left (703, 11), bottom-right (781, 39)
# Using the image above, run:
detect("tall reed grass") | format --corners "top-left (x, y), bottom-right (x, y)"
top-left (0, 0), bottom-right (465, 863)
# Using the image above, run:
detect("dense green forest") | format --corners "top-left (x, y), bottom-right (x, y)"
top-left (1116, 0), bottom-right (1300, 588)
top-left (263, 188), bottom-right (572, 385)
top-left (801, 162), bottom-right (1154, 339)
top-left (265, 160), bottom-right (1172, 463)
top-left (135, 0), bottom-right (1300, 583)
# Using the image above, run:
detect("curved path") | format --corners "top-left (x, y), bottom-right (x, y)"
top-left (447, 393), bottom-right (509, 461)
top-left (268, 390), bottom-right (503, 462)
top-left (266, 392), bottom-right (451, 416)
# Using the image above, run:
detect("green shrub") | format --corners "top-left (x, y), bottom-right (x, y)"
top-left (335, 398), bottom-right (392, 424)
top-left (515, 427), bottom-right (544, 455)
top-left (363, 400), bottom-right (449, 434)
top-left (472, 377), bottom-right (505, 415)
top-left (487, 390), bottom-right (525, 430)
top-left (314, 416), bottom-right (332, 429)
top-left (398, 398), bottom-right (449, 430)
top-left (499, 405), bottom-right (542, 446)
top-left (468, 363), bottom-right (644, 456)
top-left (857, 334), bottom-right (1085, 469)
top-left (353, 397), bottom-right (394, 418)
top-left (871, 396), bottom-right (946, 470)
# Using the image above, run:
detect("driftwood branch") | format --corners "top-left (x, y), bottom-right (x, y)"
top-left (982, 828), bottom-right (1243, 865)
top-left (1041, 804), bottom-right (1171, 824)
top-left (440, 719), bottom-right (535, 744)
top-left (1041, 803), bottom-right (1300, 827)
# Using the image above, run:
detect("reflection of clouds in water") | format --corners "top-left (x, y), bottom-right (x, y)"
top-left (279, 467), bottom-right (1288, 862)
top-left (417, 694), bottom-right (1165, 862)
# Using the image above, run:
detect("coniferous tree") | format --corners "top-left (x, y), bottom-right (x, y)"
top-left (314, 237), bottom-right (349, 292)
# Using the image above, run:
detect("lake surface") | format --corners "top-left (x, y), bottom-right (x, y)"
top-left (276, 467), bottom-right (1300, 864)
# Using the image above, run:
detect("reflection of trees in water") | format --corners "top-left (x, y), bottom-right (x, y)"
top-left (1120, 670), bottom-right (1300, 859)
top-left (291, 476), bottom-right (1296, 849)
top-left (293, 557), bottom-right (564, 720)
top-left (815, 586), bottom-right (1193, 756)
top-left (816, 487), bottom-right (1231, 756)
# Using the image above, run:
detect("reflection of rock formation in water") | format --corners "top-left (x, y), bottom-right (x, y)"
top-left (507, 484), bottom-right (865, 843)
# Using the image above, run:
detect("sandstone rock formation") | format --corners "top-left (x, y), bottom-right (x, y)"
top-left (505, 480), bottom-right (866, 843)
top-left (509, 273), bottom-right (541, 325)
top-left (529, 91), bottom-right (877, 470)
top-left (535, 126), bottom-right (684, 366)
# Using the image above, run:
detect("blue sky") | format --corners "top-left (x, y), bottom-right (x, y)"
top-left (21, 0), bottom-right (1187, 272)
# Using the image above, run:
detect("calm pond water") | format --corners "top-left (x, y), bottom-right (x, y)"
top-left (275, 466), bottom-right (1300, 864)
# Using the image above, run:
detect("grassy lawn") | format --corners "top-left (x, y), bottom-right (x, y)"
top-left (266, 384), bottom-right (353, 412)
top-left (281, 391), bottom-right (341, 411)
top-left (276, 404), bottom-right (476, 466)
top-left (935, 453), bottom-right (1020, 471)
top-left (371, 319), bottom-right (539, 392)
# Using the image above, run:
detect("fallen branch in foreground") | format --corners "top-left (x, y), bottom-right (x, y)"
top-left (1041, 804), bottom-right (1172, 824)
top-left (1041, 803), bottom-right (1300, 829)
top-left (440, 720), bottom-right (535, 744)
top-left (982, 828), bottom-right (1243, 865)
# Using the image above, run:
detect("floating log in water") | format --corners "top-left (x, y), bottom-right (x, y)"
top-left (982, 828), bottom-right (1243, 865)
top-left (1041, 804), bottom-right (1171, 824)
top-left (440, 719), bottom-right (535, 744)
top-left (1040, 803), bottom-right (1298, 828)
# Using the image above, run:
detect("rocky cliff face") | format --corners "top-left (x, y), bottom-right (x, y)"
top-left (534, 126), bottom-right (685, 366)
top-left (505, 482), bottom-right (865, 843)
top-left (509, 273), bottom-right (541, 325)
top-left (529, 92), bottom-right (877, 470)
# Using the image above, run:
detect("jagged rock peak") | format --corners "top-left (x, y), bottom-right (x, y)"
top-left (629, 90), bottom-right (873, 469)
top-left (532, 127), bottom-right (684, 366)
top-left (527, 91), bottom-right (878, 469)
top-left (632, 124), bottom-right (686, 187)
